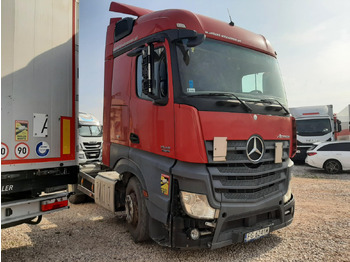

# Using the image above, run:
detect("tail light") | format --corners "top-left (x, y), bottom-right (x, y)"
top-left (307, 152), bottom-right (317, 156)
top-left (291, 117), bottom-right (297, 158)
top-left (41, 196), bottom-right (68, 212)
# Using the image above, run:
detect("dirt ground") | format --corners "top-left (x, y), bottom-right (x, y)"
top-left (2, 165), bottom-right (350, 262)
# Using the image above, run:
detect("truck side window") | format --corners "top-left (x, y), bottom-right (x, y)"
top-left (136, 47), bottom-right (168, 100)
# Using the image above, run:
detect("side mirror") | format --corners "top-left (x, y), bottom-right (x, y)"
top-left (141, 44), bottom-right (168, 106)
top-left (155, 58), bottom-right (168, 106)
top-left (187, 34), bottom-right (206, 47)
top-left (336, 119), bottom-right (342, 133)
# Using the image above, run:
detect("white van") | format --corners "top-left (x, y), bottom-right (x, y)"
top-left (78, 112), bottom-right (102, 164)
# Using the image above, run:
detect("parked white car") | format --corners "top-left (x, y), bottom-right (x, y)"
top-left (305, 141), bottom-right (350, 174)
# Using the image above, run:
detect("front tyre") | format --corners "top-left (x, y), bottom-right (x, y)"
top-left (125, 177), bottom-right (150, 242)
top-left (324, 159), bottom-right (342, 174)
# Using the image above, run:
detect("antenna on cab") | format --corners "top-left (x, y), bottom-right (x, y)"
top-left (227, 9), bottom-right (234, 26)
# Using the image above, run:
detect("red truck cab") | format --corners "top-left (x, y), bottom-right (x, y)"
top-left (103, 2), bottom-right (295, 249)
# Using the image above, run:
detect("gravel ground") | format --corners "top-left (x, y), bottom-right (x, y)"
top-left (2, 164), bottom-right (350, 262)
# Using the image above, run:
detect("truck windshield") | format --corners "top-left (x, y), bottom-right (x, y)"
top-left (176, 39), bottom-right (287, 106)
top-left (79, 125), bottom-right (102, 137)
top-left (296, 119), bottom-right (332, 136)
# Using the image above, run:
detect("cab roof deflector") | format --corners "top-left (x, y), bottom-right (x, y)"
top-left (109, 2), bottom-right (152, 17)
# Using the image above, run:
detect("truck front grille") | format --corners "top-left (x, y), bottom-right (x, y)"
top-left (83, 142), bottom-right (101, 150)
top-left (205, 140), bottom-right (290, 203)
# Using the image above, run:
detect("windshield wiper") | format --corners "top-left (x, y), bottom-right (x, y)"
top-left (188, 92), bottom-right (252, 112)
top-left (260, 98), bottom-right (290, 115)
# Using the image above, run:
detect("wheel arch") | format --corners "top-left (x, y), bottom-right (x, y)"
top-left (114, 158), bottom-right (147, 190)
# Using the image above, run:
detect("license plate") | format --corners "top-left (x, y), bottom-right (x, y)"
top-left (244, 227), bottom-right (270, 242)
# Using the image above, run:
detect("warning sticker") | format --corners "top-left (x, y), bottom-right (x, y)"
top-left (15, 120), bottom-right (29, 141)
top-left (161, 174), bottom-right (170, 196)
top-left (187, 80), bottom-right (195, 93)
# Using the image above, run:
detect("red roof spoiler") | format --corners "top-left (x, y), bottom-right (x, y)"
top-left (109, 2), bottom-right (152, 17)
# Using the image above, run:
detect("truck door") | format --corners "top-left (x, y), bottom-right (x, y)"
top-left (127, 41), bottom-right (175, 226)
top-left (129, 41), bottom-right (175, 158)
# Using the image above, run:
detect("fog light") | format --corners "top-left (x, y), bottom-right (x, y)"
top-left (190, 228), bottom-right (200, 240)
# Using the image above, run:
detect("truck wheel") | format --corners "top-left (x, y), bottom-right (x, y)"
top-left (69, 192), bottom-right (87, 204)
top-left (324, 160), bottom-right (342, 174)
top-left (125, 177), bottom-right (149, 242)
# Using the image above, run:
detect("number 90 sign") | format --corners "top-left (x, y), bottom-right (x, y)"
top-left (15, 143), bottom-right (30, 159)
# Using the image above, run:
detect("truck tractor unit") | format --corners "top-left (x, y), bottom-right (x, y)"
top-left (75, 2), bottom-right (296, 249)
top-left (1, 0), bottom-right (79, 228)
top-left (290, 105), bottom-right (337, 162)
top-left (78, 112), bottom-right (103, 164)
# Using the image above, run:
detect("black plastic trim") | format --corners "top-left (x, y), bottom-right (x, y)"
top-left (1, 165), bottom-right (79, 199)
top-left (114, 17), bottom-right (135, 42)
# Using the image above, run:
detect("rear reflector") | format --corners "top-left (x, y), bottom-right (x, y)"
top-left (41, 196), bottom-right (68, 212)
top-left (307, 152), bottom-right (317, 156)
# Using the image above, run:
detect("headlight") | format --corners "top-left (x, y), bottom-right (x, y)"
top-left (283, 185), bottom-right (292, 203)
top-left (180, 191), bottom-right (219, 220)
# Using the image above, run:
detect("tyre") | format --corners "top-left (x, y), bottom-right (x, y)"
top-left (324, 159), bottom-right (342, 174)
top-left (69, 192), bottom-right (87, 204)
top-left (125, 177), bottom-right (149, 242)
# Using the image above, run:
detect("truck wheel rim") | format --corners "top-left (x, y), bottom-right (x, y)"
top-left (125, 192), bottom-right (138, 225)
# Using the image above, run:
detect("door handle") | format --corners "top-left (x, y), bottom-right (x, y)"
top-left (130, 133), bottom-right (140, 144)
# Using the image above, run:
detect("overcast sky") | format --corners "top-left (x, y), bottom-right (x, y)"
top-left (79, 0), bottom-right (350, 122)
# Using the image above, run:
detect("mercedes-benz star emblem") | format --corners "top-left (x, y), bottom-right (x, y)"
top-left (246, 135), bottom-right (265, 163)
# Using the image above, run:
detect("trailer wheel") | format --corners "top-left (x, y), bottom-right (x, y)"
top-left (125, 177), bottom-right (149, 242)
top-left (324, 159), bottom-right (342, 174)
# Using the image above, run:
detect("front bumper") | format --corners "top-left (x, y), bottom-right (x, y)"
top-left (212, 195), bottom-right (294, 249)
top-left (170, 158), bottom-right (295, 249)
top-left (171, 195), bottom-right (295, 249)
top-left (78, 150), bottom-right (101, 164)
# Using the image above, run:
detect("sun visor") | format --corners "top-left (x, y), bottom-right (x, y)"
top-left (109, 2), bottom-right (152, 17)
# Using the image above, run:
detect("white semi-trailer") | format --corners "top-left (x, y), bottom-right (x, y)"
top-left (336, 105), bottom-right (350, 141)
top-left (1, 0), bottom-right (79, 228)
